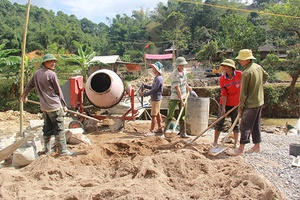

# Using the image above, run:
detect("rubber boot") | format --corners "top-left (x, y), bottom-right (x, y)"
top-left (43, 135), bottom-right (53, 154)
top-left (55, 131), bottom-right (75, 156)
top-left (179, 120), bottom-right (189, 138)
top-left (160, 120), bottom-right (171, 138)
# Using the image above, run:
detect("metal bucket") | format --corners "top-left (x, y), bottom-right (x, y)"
top-left (289, 143), bottom-right (300, 157)
top-left (85, 69), bottom-right (125, 108)
top-left (186, 97), bottom-right (210, 136)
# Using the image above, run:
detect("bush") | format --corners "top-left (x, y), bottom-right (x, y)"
top-left (0, 79), bottom-right (18, 111)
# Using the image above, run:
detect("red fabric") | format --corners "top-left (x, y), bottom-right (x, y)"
top-left (145, 54), bottom-right (173, 60)
top-left (125, 64), bottom-right (141, 72)
top-left (144, 43), bottom-right (150, 48)
top-left (219, 70), bottom-right (242, 106)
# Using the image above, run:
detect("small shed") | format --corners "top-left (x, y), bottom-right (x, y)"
top-left (89, 55), bottom-right (121, 73)
top-left (88, 55), bottom-right (141, 75)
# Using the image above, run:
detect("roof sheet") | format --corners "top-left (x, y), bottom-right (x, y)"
top-left (90, 55), bottom-right (121, 64)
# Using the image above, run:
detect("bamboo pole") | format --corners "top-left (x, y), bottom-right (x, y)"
top-left (19, 0), bottom-right (31, 138)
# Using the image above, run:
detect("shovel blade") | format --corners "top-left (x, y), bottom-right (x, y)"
top-left (184, 139), bottom-right (195, 145)
top-left (208, 146), bottom-right (228, 156)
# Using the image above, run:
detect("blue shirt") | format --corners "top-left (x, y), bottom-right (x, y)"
top-left (143, 75), bottom-right (164, 101)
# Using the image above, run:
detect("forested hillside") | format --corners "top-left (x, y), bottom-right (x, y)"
top-left (1, 0), bottom-right (299, 64)
top-left (0, 0), bottom-right (299, 114)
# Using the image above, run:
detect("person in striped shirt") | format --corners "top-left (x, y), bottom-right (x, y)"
top-left (163, 57), bottom-right (192, 138)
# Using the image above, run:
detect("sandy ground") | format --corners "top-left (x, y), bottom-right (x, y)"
top-left (0, 110), bottom-right (287, 200)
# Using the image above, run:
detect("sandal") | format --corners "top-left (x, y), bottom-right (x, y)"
top-left (144, 132), bottom-right (155, 137)
top-left (245, 148), bottom-right (260, 153)
top-left (226, 149), bottom-right (243, 156)
top-left (153, 127), bottom-right (163, 133)
top-left (154, 129), bottom-right (163, 133)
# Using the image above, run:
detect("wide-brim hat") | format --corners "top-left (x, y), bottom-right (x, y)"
top-left (220, 59), bottom-right (236, 69)
top-left (175, 57), bottom-right (188, 66)
top-left (150, 61), bottom-right (163, 74)
top-left (42, 54), bottom-right (58, 63)
top-left (235, 49), bottom-right (256, 60)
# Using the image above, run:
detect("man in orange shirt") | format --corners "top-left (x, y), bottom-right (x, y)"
top-left (213, 59), bottom-right (242, 148)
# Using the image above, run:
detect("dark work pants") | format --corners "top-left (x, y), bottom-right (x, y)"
top-left (215, 105), bottom-right (239, 132)
top-left (240, 106), bottom-right (262, 145)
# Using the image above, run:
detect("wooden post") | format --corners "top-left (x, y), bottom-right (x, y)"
top-left (144, 54), bottom-right (147, 76)
top-left (19, 0), bottom-right (31, 137)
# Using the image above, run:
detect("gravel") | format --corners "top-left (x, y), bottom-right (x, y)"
top-left (243, 131), bottom-right (300, 200)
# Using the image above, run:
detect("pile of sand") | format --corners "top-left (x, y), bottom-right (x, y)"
top-left (0, 119), bottom-right (285, 199)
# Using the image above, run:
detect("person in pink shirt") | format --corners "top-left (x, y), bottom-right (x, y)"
top-left (213, 59), bottom-right (242, 147)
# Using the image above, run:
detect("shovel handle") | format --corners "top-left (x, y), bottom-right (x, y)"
top-left (140, 84), bottom-right (144, 108)
top-left (172, 91), bottom-right (190, 132)
top-left (26, 99), bottom-right (40, 105)
top-left (26, 99), bottom-right (102, 123)
top-left (189, 105), bottom-right (239, 143)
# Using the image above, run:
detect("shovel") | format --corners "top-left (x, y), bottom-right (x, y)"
top-left (26, 99), bottom-right (103, 124)
top-left (169, 91), bottom-right (190, 133)
top-left (208, 115), bottom-right (240, 156)
top-left (185, 105), bottom-right (239, 144)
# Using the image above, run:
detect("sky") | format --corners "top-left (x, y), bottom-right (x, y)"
top-left (9, 0), bottom-right (169, 24)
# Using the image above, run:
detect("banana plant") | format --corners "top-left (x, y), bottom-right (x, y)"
top-left (0, 44), bottom-right (41, 96)
top-left (59, 44), bottom-right (108, 81)
top-left (0, 44), bottom-right (21, 76)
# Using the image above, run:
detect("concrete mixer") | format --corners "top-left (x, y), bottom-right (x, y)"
top-left (61, 69), bottom-right (142, 131)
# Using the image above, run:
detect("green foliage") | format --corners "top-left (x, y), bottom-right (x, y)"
top-left (217, 14), bottom-right (266, 53)
top-left (266, 0), bottom-right (300, 38)
top-left (0, 79), bottom-right (14, 110)
top-left (263, 85), bottom-right (299, 117)
top-left (124, 74), bottom-right (140, 82)
top-left (274, 71), bottom-right (291, 82)
top-left (264, 85), bottom-right (281, 106)
top-left (190, 27), bottom-right (217, 54)
top-left (0, 0), bottom-right (299, 109)
top-left (122, 50), bottom-right (144, 63)
top-left (260, 53), bottom-right (284, 82)
top-left (59, 44), bottom-right (97, 80)
top-left (0, 78), bottom-right (38, 111)
top-left (195, 41), bottom-right (218, 66)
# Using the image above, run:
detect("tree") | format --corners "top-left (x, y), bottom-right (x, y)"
top-left (265, 0), bottom-right (300, 93)
top-left (195, 41), bottom-right (218, 67)
top-left (0, 43), bottom-right (21, 71)
top-left (217, 14), bottom-right (266, 53)
top-left (284, 48), bottom-right (300, 96)
top-left (161, 11), bottom-right (190, 56)
top-left (59, 44), bottom-right (108, 81)
top-left (0, 44), bottom-right (28, 96)
top-left (190, 26), bottom-right (217, 53)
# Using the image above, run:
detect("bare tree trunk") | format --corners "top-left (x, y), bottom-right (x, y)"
top-left (289, 67), bottom-right (300, 96)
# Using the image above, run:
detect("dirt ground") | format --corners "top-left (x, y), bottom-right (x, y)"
top-left (0, 110), bottom-right (286, 200)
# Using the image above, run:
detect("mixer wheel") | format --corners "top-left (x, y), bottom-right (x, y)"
top-left (109, 119), bottom-right (124, 131)
top-left (68, 120), bottom-right (84, 129)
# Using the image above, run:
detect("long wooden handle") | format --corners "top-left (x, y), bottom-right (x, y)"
top-left (26, 99), bottom-right (102, 123)
top-left (189, 105), bottom-right (239, 143)
top-left (172, 91), bottom-right (190, 132)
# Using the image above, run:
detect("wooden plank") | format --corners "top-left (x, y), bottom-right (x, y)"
top-left (0, 134), bottom-right (33, 162)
